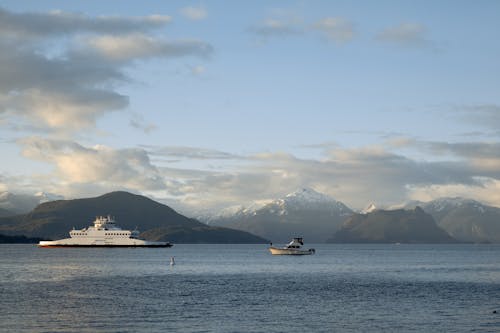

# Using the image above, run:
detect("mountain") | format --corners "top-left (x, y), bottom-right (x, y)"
top-left (0, 191), bottom-right (267, 243)
top-left (361, 203), bottom-right (377, 214)
top-left (0, 191), bottom-right (64, 215)
top-left (0, 234), bottom-right (47, 244)
top-left (404, 198), bottom-right (500, 243)
top-left (0, 207), bottom-right (15, 217)
top-left (202, 188), bottom-right (353, 243)
top-left (327, 207), bottom-right (457, 243)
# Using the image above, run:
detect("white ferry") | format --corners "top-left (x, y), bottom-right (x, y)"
top-left (268, 237), bottom-right (315, 255)
top-left (38, 215), bottom-right (172, 248)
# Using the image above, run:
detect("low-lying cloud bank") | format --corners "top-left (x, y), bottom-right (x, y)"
top-left (5, 137), bottom-right (500, 212)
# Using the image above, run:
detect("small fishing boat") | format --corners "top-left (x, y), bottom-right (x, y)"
top-left (268, 237), bottom-right (315, 255)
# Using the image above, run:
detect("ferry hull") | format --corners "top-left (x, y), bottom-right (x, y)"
top-left (38, 243), bottom-right (172, 248)
top-left (269, 246), bottom-right (315, 255)
top-left (38, 238), bottom-right (172, 248)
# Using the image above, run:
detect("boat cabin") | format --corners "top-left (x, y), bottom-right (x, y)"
top-left (286, 237), bottom-right (304, 249)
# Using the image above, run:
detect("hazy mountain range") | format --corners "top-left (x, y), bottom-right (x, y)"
top-left (1, 188), bottom-right (500, 243)
top-left (201, 188), bottom-right (353, 243)
top-left (403, 198), bottom-right (500, 243)
top-left (328, 207), bottom-right (456, 243)
top-left (0, 191), bottom-right (266, 244)
top-left (202, 188), bottom-right (500, 243)
top-left (0, 191), bottom-right (63, 215)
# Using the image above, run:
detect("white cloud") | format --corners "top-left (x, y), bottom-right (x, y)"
top-left (376, 22), bottom-right (432, 47)
top-left (407, 178), bottom-right (500, 208)
top-left (250, 18), bottom-right (303, 37)
top-left (81, 34), bottom-right (212, 61)
top-left (18, 137), bottom-right (166, 191)
top-left (312, 17), bottom-right (355, 43)
top-left (180, 6), bottom-right (207, 21)
top-left (1, 88), bottom-right (127, 131)
top-left (250, 15), bottom-right (356, 44)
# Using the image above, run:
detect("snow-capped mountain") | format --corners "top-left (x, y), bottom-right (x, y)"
top-left (203, 188), bottom-right (354, 243)
top-left (271, 188), bottom-right (352, 215)
top-left (403, 197), bottom-right (500, 243)
top-left (328, 207), bottom-right (457, 244)
top-left (35, 192), bottom-right (64, 203)
top-left (361, 203), bottom-right (377, 214)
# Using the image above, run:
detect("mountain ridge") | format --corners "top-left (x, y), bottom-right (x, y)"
top-left (404, 197), bottom-right (500, 243)
top-left (202, 188), bottom-right (353, 243)
top-left (328, 207), bottom-right (458, 243)
top-left (0, 191), bottom-right (267, 243)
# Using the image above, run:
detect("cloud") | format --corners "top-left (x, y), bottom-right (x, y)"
top-left (167, 141), bottom-right (500, 210)
top-left (180, 6), bottom-right (207, 21)
top-left (143, 145), bottom-right (243, 160)
top-left (80, 34), bottom-right (212, 62)
top-left (311, 17), bottom-right (355, 43)
top-left (0, 7), bottom-right (171, 39)
top-left (1, 88), bottom-right (128, 131)
top-left (250, 18), bottom-right (303, 37)
top-left (189, 65), bottom-right (206, 76)
top-left (454, 104), bottom-right (500, 135)
top-left (0, 7), bottom-right (212, 134)
top-left (407, 179), bottom-right (500, 208)
top-left (18, 137), bottom-right (166, 191)
top-left (0, 41), bottom-right (128, 131)
top-left (9, 136), bottom-right (500, 211)
top-left (376, 22), bottom-right (432, 47)
top-left (139, 143), bottom-right (493, 210)
top-left (129, 113), bottom-right (157, 133)
top-left (250, 15), bottom-right (356, 44)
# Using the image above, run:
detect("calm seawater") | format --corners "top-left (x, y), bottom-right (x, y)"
top-left (1, 244), bottom-right (500, 332)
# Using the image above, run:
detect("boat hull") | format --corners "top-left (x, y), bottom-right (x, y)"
top-left (38, 239), bottom-right (172, 248)
top-left (38, 243), bottom-right (172, 248)
top-left (269, 246), bottom-right (315, 255)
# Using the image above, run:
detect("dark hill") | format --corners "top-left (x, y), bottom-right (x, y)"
top-left (0, 233), bottom-right (46, 244)
top-left (0, 191), bottom-right (267, 243)
top-left (0, 207), bottom-right (14, 217)
top-left (327, 207), bottom-right (458, 243)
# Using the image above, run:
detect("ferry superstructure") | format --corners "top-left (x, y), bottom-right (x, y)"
top-left (38, 215), bottom-right (172, 248)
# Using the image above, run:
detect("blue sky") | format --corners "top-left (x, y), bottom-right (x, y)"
top-left (1, 1), bottom-right (500, 211)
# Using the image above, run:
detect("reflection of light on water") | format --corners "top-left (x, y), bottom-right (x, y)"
top-left (2, 244), bottom-right (500, 333)
top-left (2, 244), bottom-right (500, 284)
top-left (0, 246), bottom-right (177, 283)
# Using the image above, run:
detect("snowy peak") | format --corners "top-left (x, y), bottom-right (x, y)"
top-left (201, 188), bottom-right (353, 223)
top-left (285, 187), bottom-right (334, 202)
top-left (265, 187), bottom-right (352, 216)
top-left (35, 192), bottom-right (64, 203)
top-left (424, 197), bottom-right (485, 213)
top-left (361, 203), bottom-right (377, 214)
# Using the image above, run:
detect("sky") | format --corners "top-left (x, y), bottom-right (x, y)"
top-left (1, 0), bottom-right (500, 212)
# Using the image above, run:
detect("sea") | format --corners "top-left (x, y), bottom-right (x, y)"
top-left (1, 244), bottom-right (500, 332)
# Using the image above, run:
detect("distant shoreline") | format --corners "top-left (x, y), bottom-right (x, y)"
top-left (0, 234), bottom-right (48, 244)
